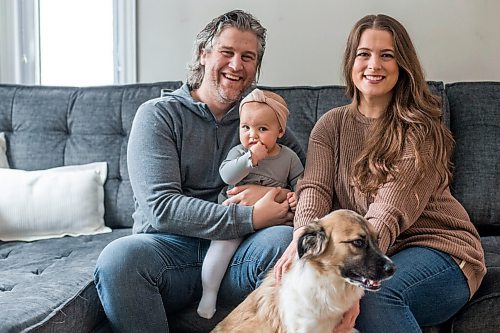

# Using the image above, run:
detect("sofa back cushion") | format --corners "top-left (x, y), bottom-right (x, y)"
top-left (0, 81), bottom-right (448, 230)
top-left (0, 82), bottom-right (182, 228)
top-left (261, 81), bottom-right (448, 153)
top-left (446, 82), bottom-right (500, 233)
top-left (259, 85), bottom-right (350, 152)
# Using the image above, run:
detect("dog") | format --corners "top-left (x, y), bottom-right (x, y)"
top-left (212, 209), bottom-right (396, 333)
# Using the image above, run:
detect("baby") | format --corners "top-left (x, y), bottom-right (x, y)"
top-left (197, 88), bottom-right (304, 319)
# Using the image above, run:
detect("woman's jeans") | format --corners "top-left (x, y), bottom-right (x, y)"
top-left (356, 246), bottom-right (470, 333)
top-left (94, 225), bottom-right (292, 333)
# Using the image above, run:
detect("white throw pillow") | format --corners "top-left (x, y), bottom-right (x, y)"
top-left (0, 162), bottom-right (111, 241)
top-left (0, 132), bottom-right (9, 168)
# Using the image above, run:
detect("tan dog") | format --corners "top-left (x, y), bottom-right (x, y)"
top-left (212, 209), bottom-right (395, 333)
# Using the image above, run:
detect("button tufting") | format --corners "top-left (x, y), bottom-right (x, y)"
top-left (55, 250), bottom-right (73, 259)
top-left (0, 250), bottom-right (12, 259)
top-left (0, 285), bottom-right (14, 292)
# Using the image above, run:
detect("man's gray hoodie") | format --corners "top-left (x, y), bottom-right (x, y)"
top-left (127, 84), bottom-right (305, 240)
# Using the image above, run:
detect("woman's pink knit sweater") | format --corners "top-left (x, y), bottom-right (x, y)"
top-left (294, 105), bottom-right (486, 296)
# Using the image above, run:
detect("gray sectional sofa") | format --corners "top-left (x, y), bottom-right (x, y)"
top-left (0, 81), bottom-right (498, 333)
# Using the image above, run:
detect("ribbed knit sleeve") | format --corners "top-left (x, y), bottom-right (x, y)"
top-left (364, 147), bottom-right (439, 253)
top-left (294, 106), bottom-right (348, 229)
top-left (294, 124), bottom-right (332, 227)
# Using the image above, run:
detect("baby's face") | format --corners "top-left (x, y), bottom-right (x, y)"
top-left (239, 102), bottom-right (283, 154)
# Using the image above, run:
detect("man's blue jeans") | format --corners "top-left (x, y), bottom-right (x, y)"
top-left (94, 225), bottom-right (292, 332)
top-left (356, 246), bottom-right (470, 333)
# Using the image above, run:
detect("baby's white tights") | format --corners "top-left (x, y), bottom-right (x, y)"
top-left (197, 238), bottom-right (242, 319)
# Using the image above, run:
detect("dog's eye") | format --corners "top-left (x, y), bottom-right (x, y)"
top-left (351, 239), bottom-right (366, 248)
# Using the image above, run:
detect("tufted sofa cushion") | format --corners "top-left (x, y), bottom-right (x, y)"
top-left (443, 82), bottom-right (500, 333)
top-left (0, 229), bottom-right (131, 332)
top-left (260, 81), bottom-right (448, 153)
top-left (446, 82), bottom-right (500, 233)
top-left (447, 236), bottom-right (500, 333)
top-left (0, 82), bottom-right (182, 332)
top-left (259, 85), bottom-right (350, 153)
top-left (2, 80), bottom-right (494, 333)
top-left (0, 82), bottom-right (182, 229)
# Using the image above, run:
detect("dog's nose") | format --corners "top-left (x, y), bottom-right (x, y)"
top-left (383, 262), bottom-right (396, 276)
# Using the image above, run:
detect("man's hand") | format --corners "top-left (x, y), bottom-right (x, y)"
top-left (332, 301), bottom-right (360, 333)
top-left (224, 184), bottom-right (290, 206)
top-left (252, 187), bottom-right (293, 229)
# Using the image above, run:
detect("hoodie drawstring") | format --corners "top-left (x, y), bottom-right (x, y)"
top-left (214, 123), bottom-right (219, 150)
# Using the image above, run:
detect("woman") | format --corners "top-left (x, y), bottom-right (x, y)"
top-left (275, 14), bottom-right (486, 332)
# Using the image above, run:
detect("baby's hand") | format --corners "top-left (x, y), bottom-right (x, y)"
top-left (250, 142), bottom-right (268, 166)
top-left (287, 192), bottom-right (297, 212)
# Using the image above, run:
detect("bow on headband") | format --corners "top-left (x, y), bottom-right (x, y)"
top-left (239, 88), bottom-right (289, 132)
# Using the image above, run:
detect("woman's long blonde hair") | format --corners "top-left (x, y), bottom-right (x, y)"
top-left (342, 14), bottom-right (454, 195)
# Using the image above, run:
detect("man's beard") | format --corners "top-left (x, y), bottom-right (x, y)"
top-left (211, 76), bottom-right (245, 105)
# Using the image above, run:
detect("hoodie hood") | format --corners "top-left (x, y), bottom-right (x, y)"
top-left (163, 83), bottom-right (241, 124)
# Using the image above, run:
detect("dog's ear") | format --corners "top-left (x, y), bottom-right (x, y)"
top-left (297, 221), bottom-right (328, 259)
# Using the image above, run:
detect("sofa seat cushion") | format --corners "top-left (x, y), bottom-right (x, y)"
top-left (448, 236), bottom-right (500, 333)
top-left (0, 228), bottom-right (131, 332)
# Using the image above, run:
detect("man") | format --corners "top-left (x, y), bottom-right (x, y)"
top-left (94, 10), bottom-right (305, 332)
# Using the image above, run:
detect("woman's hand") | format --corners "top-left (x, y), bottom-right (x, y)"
top-left (274, 227), bottom-right (305, 282)
top-left (332, 301), bottom-right (360, 333)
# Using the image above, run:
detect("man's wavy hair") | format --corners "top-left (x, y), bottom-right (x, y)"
top-left (342, 14), bottom-right (455, 195)
top-left (187, 10), bottom-right (267, 90)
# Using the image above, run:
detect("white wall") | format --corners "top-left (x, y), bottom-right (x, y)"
top-left (137, 0), bottom-right (500, 86)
